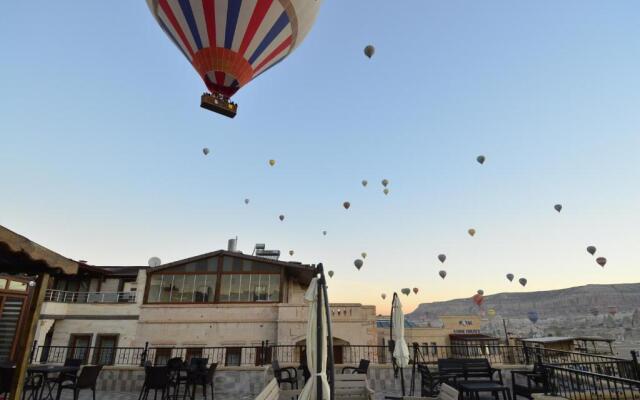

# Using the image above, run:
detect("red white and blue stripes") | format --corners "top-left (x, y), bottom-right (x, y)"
top-left (147, 0), bottom-right (322, 97)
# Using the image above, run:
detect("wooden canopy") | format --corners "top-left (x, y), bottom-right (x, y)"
top-left (0, 225), bottom-right (78, 275)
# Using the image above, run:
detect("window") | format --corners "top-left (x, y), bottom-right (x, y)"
top-left (0, 278), bottom-right (7, 290)
top-left (218, 274), bottom-right (280, 303)
top-left (147, 274), bottom-right (217, 303)
top-left (225, 347), bottom-right (242, 366)
top-left (93, 335), bottom-right (118, 365)
top-left (7, 281), bottom-right (27, 292)
top-left (153, 348), bottom-right (172, 366)
top-left (68, 335), bottom-right (92, 364)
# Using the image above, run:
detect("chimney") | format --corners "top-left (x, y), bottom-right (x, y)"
top-left (227, 237), bottom-right (238, 252)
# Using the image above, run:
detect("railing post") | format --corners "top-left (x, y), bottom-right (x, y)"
top-left (631, 350), bottom-right (640, 380)
top-left (140, 341), bottom-right (149, 367)
top-left (29, 340), bottom-right (38, 364)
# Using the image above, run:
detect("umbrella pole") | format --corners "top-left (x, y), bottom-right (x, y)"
top-left (319, 264), bottom-right (335, 400)
top-left (316, 272), bottom-right (323, 400)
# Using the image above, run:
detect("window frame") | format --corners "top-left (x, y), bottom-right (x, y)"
top-left (144, 256), bottom-right (284, 305)
top-left (92, 334), bottom-right (119, 365)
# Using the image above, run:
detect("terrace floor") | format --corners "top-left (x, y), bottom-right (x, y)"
top-left (54, 391), bottom-right (405, 400)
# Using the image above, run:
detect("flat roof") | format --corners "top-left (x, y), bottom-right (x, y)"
top-left (520, 336), bottom-right (574, 343)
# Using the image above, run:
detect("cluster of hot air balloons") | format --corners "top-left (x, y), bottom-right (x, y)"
top-left (586, 245), bottom-right (607, 267)
top-left (360, 178), bottom-right (390, 195)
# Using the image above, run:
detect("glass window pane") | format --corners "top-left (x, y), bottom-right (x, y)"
top-left (204, 275), bottom-right (216, 302)
top-left (207, 257), bottom-right (218, 272)
top-left (159, 276), bottom-right (173, 302)
top-left (268, 275), bottom-right (280, 301)
top-left (241, 259), bottom-right (253, 272)
top-left (219, 275), bottom-right (231, 302)
top-left (222, 257), bottom-right (233, 272)
top-left (253, 275), bottom-right (268, 302)
top-left (181, 275), bottom-right (195, 303)
top-left (148, 275), bottom-right (163, 303)
top-left (0, 278), bottom-right (7, 290)
top-left (230, 275), bottom-right (241, 301)
top-left (171, 275), bottom-right (185, 302)
top-left (240, 275), bottom-right (251, 301)
top-left (8, 281), bottom-right (27, 292)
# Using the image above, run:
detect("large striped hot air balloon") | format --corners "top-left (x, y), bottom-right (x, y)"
top-left (146, 0), bottom-right (323, 117)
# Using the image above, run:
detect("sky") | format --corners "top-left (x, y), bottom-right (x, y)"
top-left (1, 1), bottom-right (639, 315)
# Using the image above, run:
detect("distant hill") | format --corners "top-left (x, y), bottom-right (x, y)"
top-left (406, 283), bottom-right (640, 320)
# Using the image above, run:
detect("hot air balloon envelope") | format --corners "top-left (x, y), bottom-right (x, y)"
top-left (519, 278), bottom-right (527, 287)
top-left (354, 259), bottom-right (363, 270)
top-left (487, 309), bottom-right (496, 317)
top-left (269, 159), bottom-right (276, 167)
top-left (608, 306), bottom-right (618, 316)
top-left (477, 289), bottom-right (484, 296)
top-left (202, 147), bottom-right (210, 155)
top-left (554, 204), bottom-right (563, 212)
top-left (343, 202), bottom-right (351, 210)
top-left (381, 293), bottom-right (387, 300)
top-left (328, 270), bottom-right (334, 278)
top-left (364, 45), bottom-right (375, 58)
top-left (413, 288), bottom-right (419, 295)
top-left (468, 229), bottom-right (476, 237)
top-left (401, 288), bottom-right (411, 296)
top-left (438, 270), bottom-right (447, 279)
top-left (438, 254), bottom-right (446, 263)
top-left (289, 250), bottom-right (294, 256)
top-left (596, 257), bottom-right (607, 267)
top-left (362, 180), bottom-right (368, 187)
top-left (527, 311), bottom-right (539, 324)
top-left (476, 155), bottom-right (485, 164)
top-left (146, 0), bottom-right (323, 118)
top-left (472, 293), bottom-right (484, 306)
top-left (506, 274), bottom-right (514, 282)
top-left (587, 246), bottom-right (596, 256)
top-left (279, 215), bottom-right (285, 221)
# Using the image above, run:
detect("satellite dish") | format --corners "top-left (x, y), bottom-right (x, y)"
top-left (148, 257), bottom-right (162, 268)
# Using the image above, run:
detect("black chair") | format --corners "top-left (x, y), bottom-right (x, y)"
top-left (417, 363), bottom-right (458, 397)
top-left (341, 359), bottom-right (370, 375)
top-left (271, 360), bottom-right (298, 389)
top-left (0, 366), bottom-right (15, 399)
top-left (188, 357), bottom-right (208, 369)
top-left (166, 358), bottom-right (185, 398)
top-left (22, 372), bottom-right (43, 400)
top-left (55, 365), bottom-right (103, 400)
top-left (512, 364), bottom-right (548, 399)
top-left (138, 366), bottom-right (170, 400)
top-left (183, 363), bottom-right (217, 400)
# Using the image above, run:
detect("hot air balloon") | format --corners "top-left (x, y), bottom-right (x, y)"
top-left (328, 270), bottom-right (334, 278)
top-left (487, 308), bottom-right (496, 318)
top-left (608, 306), bottom-right (618, 316)
top-left (590, 307), bottom-right (599, 316)
top-left (401, 288), bottom-right (411, 296)
top-left (362, 180), bottom-right (368, 187)
top-left (364, 45), bottom-right (375, 59)
top-left (506, 273), bottom-right (514, 282)
top-left (361, 252), bottom-right (367, 259)
top-left (554, 204), bottom-right (562, 213)
top-left (383, 188), bottom-right (389, 195)
top-left (587, 246), bottom-right (597, 256)
top-left (477, 289), bottom-right (484, 296)
top-left (476, 155), bottom-right (485, 165)
top-left (279, 215), bottom-right (285, 221)
top-left (439, 270), bottom-right (447, 279)
top-left (438, 254), bottom-right (446, 263)
top-left (381, 293), bottom-right (387, 300)
top-left (413, 287), bottom-right (419, 295)
top-left (322, 230), bottom-right (327, 236)
top-left (269, 159), bottom-right (276, 167)
top-left (468, 228), bottom-right (476, 237)
top-left (381, 179), bottom-right (389, 187)
top-left (146, 0), bottom-right (323, 118)
top-left (519, 278), bottom-right (527, 287)
top-left (289, 250), bottom-right (294, 256)
top-left (596, 257), bottom-right (607, 267)
top-left (343, 201), bottom-right (351, 210)
top-left (244, 198), bottom-right (250, 205)
top-left (472, 293), bottom-right (484, 307)
top-left (527, 311), bottom-right (539, 324)
top-left (354, 259), bottom-right (363, 270)
top-left (202, 147), bottom-right (210, 155)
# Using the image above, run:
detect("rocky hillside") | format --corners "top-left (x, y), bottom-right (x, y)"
top-left (406, 283), bottom-right (640, 320)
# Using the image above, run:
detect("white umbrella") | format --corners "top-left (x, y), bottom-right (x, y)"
top-left (392, 293), bottom-right (410, 395)
top-left (299, 277), bottom-right (331, 400)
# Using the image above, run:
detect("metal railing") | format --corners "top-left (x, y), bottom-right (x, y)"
top-left (543, 364), bottom-right (640, 399)
top-left (44, 289), bottom-right (137, 304)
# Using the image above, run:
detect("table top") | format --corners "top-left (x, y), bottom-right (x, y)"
top-left (28, 365), bottom-right (80, 374)
top-left (459, 381), bottom-right (507, 391)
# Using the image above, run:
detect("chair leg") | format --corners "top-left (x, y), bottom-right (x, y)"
top-left (74, 388), bottom-right (79, 400)
top-left (56, 385), bottom-right (63, 400)
top-left (93, 387), bottom-right (96, 400)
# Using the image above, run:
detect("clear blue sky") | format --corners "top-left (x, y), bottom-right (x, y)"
top-left (2, 1), bottom-right (639, 313)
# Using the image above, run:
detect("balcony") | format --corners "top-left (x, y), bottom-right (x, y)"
top-left (44, 289), bottom-right (136, 304)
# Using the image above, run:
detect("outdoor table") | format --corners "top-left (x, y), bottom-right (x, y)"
top-left (458, 381), bottom-right (512, 400)
top-left (27, 365), bottom-right (80, 400)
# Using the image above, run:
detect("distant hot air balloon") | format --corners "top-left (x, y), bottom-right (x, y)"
top-left (554, 204), bottom-right (562, 213)
top-left (202, 147), bottom-right (210, 155)
top-left (361, 252), bottom-right (367, 259)
top-left (383, 188), bottom-right (389, 195)
top-left (608, 306), bottom-right (618, 316)
top-left (289, 250), bottom-right (294, 256)
top-left (244, 198), bottom-right (250, 205)
top-left (413, 287), bottom-right (419, 295)
top-left (364, 45), bottom-right (375, 59)
top-left (477, 289), bottom-right (484, 296)
top-left (519, 278), bottom-right (528, 287)
top-left (362, 180), bottom-right (368, 187)
top-left (354, 259), bottom-right (363, 270)
top-left (328, 270), bottom-right (334, 278)
top-left (438, 254), bottom-right (446, 263)
top-left (401, 288), bottom-right (411, 296)
top-left (343, 201), bottom-right (351, 210)
top-left (439, 270), bottom-right (447, 279)
top-left (279, 215), bottom-right (285, 221)
top-left (381, 293), bottom-right (387, 300)
top-left (487, 308), bottom-right (497, 318)
top-left (527, 311), bottom-right (539, 324)
top-left (322, 230), bottom-right (327, 236)
top-left (468, 228), bottom-right (476, 237)
top-left (596, 257), bottom-right (607, 267)
top-left (269, 159), bottom-right (276, 167)
top-left (476, 155), bottom-right (486, 165)
top-left (381, 179), bottom-right (389, 187)
top-left (506, 274), bottom-right (514, 282)
top-left (590, 307), bottom-right (599, 316)
top-left (146, 0), bottom-right (323, 118)
top-left (587, 246), bottom-right (597, 256)
top-left (472, 293), bottom-right (484, 307)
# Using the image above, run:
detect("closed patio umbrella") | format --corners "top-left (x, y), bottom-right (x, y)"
top-left (391, 293), bottom-right (410, 396)
top-left (299, 277), bottom-right (331, 400)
